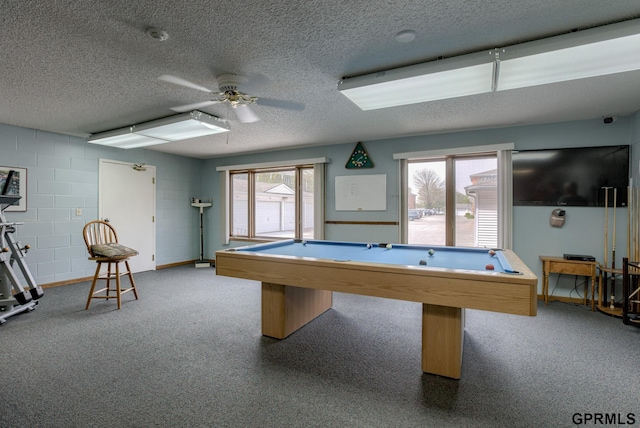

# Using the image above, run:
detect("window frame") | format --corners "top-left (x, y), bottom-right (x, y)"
top-left (395, 144), bottom-right (513, 249)
top-left (217, 157), bottom-right (328, 245)
top-left (230, 165), bottom-right (310, 240)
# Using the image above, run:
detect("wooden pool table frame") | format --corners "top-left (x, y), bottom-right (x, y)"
top-left (215, 244), bottom-right (537, 379)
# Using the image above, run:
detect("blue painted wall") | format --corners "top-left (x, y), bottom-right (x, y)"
top-left (0, 124), bottom-right (203, 285)
top-left (2, 112), bottom-right (639, 301)
top-left (204, 115), bottom-right (640, 298)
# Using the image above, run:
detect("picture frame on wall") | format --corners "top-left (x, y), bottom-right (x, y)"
top-left (0, 166), bottom-right (27, 212)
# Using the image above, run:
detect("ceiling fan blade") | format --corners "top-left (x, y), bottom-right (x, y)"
top-left (170, 100), bottom-right (221, 113)
top-left (233, 105), bottom-right (260, 123)
top-left (256, 97), bottom-right (305, 111)
top-left (236, 73), bottom-right (271, 94)
top-left (158, 75), bottom-right (213, 93)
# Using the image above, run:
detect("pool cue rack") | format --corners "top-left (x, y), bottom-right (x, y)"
top-left (620, 186), bottom-right (640, 326)
top-left (622, 258), bottom-right (640, 327)
top-left (597, 185), bottom-right (640, 320)
top-left (0, 194), bottom-right (43, 324)
top-left (596, 187), bottom-right (623, 316)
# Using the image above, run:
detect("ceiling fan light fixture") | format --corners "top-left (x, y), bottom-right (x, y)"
top-left (232, 104), bottom-right (260, 123)
top-left (161, 72), bottom-right (303, 123)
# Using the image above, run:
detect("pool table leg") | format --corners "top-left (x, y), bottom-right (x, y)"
top-left (422, 304), bottom-right (465, 379)
top-left (261, 282), bottom-right (333, 339)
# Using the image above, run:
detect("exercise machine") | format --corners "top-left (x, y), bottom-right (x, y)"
top-left (0, 170), bottom-right (43, 324)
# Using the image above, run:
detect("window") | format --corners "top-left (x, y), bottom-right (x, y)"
top-left (230, 166), bottom-right (313, 240)
top-left (396, 144), bottom-right (513, 249)
top-left (407, 155), bottom-right (497, 247)
top-left (219, 157), bottom-right (327, 245)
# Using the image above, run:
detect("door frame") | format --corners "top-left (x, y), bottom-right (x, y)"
top-left (98, 159), bottom-right (156, 272)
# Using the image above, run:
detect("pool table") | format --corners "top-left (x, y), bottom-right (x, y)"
top-left (215, 239), bottom-right (537, 379)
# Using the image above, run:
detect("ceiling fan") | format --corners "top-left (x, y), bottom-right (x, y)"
top-left (158, 73), bottom-right (304, 123)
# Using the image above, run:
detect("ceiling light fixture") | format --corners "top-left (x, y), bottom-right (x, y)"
top-left (338, 51), bottom-right (495, 110)
top-left (496, 19), bottom-right (640, 90)
top-left (339, 18), bottom-right (640, 110)
top-left (88, 110), bottom-right (229, 149)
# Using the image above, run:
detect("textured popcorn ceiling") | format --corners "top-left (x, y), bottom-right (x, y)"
top-left (1, 1), bottom-right (640, 158)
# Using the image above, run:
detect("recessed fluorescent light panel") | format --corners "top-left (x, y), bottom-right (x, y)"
top-left (339, 18), bottom-right (640, 110)
top-left (88, 111), bottom-right (229, 149)
top-left (497, 19), bottom-right (640, 91)
top-left (338, 52), bottom-right (495, 110)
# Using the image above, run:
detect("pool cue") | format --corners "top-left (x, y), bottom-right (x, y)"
top-left (603, 187), bottom-right (610, 268)
top-left (627, 184), bottom-right (631, 261)
top-left (630, 187), bottom-right (638, 261)
top-left (631, 188), bottom-right (640, 261)
top-left (637, 187), bottom-right (639, 260)
top-left (632, 185), bottom-right (636, 261)
top-left (610, 188), bottom-right (617, 309)
top-left (600, 187), bottom-right (610, 310)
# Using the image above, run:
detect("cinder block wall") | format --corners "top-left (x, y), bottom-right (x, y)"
top-left (1, 123), bottom-right (204, 286)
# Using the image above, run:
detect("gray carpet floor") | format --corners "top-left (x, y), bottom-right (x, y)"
top-left (1, 265), bottom-right (638, 428)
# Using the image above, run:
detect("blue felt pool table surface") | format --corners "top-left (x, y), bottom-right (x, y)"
top-left (235, 239), bottom-right (518, 274)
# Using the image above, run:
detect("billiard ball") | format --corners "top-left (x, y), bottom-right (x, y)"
top-left (419, 259), bottom-right (427, 266)
top-left (301, 240), bottom-right (307, 246)
top-left (488, 250), bottom-right (496, 256)
top-left (366, 243), bottom-right (372, 249)
top-left (485, 264), bottom-right (495, 270)
top-left (386, 244), bottom-right (392, 249)
top-left (428, 249), bottom-right (435, 256)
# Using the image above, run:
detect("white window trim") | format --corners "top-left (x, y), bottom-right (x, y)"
top-left (497, 149), bottom-right (513, 249)
top-left (216, 157), bottom-right (329, 171)
top-left (393, 143), bottom-right (514, 160)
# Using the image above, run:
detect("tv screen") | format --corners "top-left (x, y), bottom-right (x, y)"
top-left (513, 145), bottom-right (629, 207)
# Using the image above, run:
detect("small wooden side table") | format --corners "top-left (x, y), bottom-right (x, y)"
top-left (539, 256), bottom-right (598, 310)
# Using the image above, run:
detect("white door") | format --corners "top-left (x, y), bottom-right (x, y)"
top-left (99, 159), bottom-right (156, 272)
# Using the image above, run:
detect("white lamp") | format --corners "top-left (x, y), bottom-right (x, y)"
top-left (88, 111), bottom-right (229, 149)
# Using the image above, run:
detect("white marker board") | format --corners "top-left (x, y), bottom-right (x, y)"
top-left (335, 174), bottom-right (386, 211)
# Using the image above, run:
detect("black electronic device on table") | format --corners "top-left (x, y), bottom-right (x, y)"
top-left (563, 254), bottom-right (596, 262)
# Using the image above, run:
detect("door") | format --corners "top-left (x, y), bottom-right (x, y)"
top-left (99, 159), bottom-right (156, 272)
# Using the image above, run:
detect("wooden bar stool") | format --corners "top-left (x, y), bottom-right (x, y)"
top-left (83, 220), bottom-right (139, 309)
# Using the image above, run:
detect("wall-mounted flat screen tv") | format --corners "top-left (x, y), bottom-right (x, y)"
top-left (513, 145), bottom-right (629, 207)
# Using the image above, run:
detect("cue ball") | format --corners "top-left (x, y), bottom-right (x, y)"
top-left (386, 244), bottom-right (392, 249)
top-left (419, 259), bottom-right (427, 265)
top-left (488, 250), bottom-right (496, 256)
top-left (428, 249), bottom-right (435, 256)
top-left (301, 240), bottom-right (307, 246)
top-left (485, 264), bottom-right (495, 270)
top-left (366, 243), bottom-right (372, 249)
